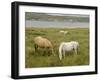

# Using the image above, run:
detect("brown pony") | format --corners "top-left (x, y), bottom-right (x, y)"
top-left (34, 36), bottom-right (54, 55)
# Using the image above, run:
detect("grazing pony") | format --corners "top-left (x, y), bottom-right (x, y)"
top-left (59, 30), bottom-right (68, 35)
top-left (59, 41), bottom-right (79, 60)
top-left (34, 36), bottom-right (54, 55)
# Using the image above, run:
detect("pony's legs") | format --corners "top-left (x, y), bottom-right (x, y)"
top-left (34, 44), bottom-right (37, 52)
top-left (59, 48), bottom-right (63, 60)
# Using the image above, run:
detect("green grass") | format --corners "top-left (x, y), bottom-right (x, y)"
top-left (25, 28), bottom-right (89, 68)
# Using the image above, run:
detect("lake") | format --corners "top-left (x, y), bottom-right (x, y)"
top-left (25, 20), bottom-right (89, 28)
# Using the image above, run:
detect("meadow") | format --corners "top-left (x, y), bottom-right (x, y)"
top-left (25, 28), bottom-right (89, 68)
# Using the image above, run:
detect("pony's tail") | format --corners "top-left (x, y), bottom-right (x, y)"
top-left (59, 43), bottom-right (63, 60)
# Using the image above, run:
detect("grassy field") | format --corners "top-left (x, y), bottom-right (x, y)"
top-left (25, 28), bottom-right (89, 68)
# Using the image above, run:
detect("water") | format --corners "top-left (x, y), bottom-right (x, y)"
top-left (25, 20), bottom-right (89, 28)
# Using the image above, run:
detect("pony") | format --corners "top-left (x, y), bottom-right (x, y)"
top-left (34, 36), bottom-right (54, 55)
top-left (59, 41), bottom-right (79, 60)
top-left (59, 30), bottom-right (68, 35)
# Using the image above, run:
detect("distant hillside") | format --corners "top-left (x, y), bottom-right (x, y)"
top-left (25, 12), bottom-right (89, 22)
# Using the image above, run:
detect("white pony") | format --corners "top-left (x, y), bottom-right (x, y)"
top-left (59, 30), bottom-right (68, 35)
top-left (59, 41), bottom-right (79, 60)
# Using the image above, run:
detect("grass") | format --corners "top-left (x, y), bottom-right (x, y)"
top-left (25, 27), bottom-right (89, 68)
